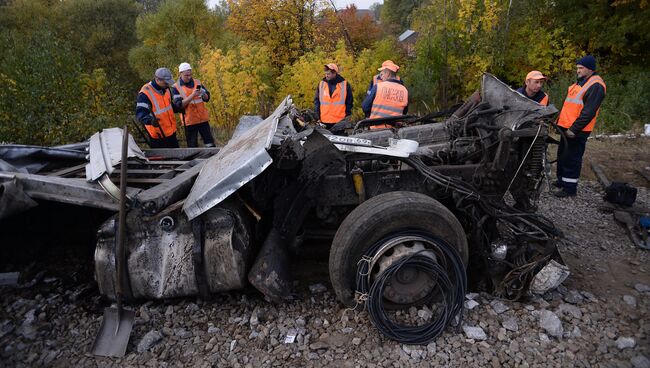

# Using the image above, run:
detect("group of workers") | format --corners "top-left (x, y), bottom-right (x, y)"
top-left (514, 55), bottom-right (606, 198)
top-left (135, 63), bottom-right (215, 149)
top-left (136, 55), bottom-right (605, 198)
top-left (314, 60), bottom-right (408, 130)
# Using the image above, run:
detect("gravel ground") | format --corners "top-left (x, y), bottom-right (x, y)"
top-left (1, 181), bottom-right (649, 368)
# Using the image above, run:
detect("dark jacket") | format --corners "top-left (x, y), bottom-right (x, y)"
top-left (362, 78), bottom-right (408, 118)
top-left (569, 73), bottom-right (606, 135)
top-left (516, 87), bottom-right (548, 104)
top-left (135, 80), bottom-right (183, 126)
top-left (314, 74), bottom-right (353, 119)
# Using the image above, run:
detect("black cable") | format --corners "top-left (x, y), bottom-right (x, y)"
top-left (356, 232), bottom-right (466, 344)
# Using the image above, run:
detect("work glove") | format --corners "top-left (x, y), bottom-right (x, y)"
top-left (150, 117), bottom-right (160, 128)
top-left (565, 129), bottom-right (576, 138)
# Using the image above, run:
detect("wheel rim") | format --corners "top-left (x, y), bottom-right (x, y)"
top-left (368, 235), bottom-right (443, 305)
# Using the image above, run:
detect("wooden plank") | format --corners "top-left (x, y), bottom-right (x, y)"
top-left (589, 162), bottom-right (610, 188)
top-left (47, 163), bottom-right (87, 177)
top-left (636, 169), bottom-right (650, 183)
top-left (124, 169), bottom-right (188, 175)
top-left (107, 177), bottom-right (169, 185)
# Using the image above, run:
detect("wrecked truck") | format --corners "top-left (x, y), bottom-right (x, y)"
top-left (0, 74), bottom-right (566, 343)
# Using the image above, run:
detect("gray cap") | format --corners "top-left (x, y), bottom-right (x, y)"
top-left (154, 67), bottom-right (174, 85)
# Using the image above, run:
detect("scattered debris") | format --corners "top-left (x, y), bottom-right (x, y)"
top-left (136, 330), bottom-right (162, 353)
top-left (284, 329), bottom-right (297, 344)
top-left (539, 310), bottom-right (563, 338)
top-left (529, 260), bottom-right (571, 295)
top-left (635, 283), bottom-right (650, 293)
top-left (308, 283), bottom-right (327, 294)
top-left (615, 337), bottom-right (636, 350)
top-left (462, 326), bottom-right (487, 341)
top-left (0, 272), bottom-right (19, 287)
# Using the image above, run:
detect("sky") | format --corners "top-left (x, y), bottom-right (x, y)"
top-left (207, 0), bottom-right (382, 10)
top-left (332, 0), bottom-right (381, 9)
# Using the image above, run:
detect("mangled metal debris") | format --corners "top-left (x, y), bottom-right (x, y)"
top-left (0, 73), bottom-right (569, 346)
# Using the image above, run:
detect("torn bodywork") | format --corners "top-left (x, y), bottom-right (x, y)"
top-left (0, 74), bottom-right (565, 308)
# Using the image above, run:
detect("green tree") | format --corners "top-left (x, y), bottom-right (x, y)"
top-left (0, 0), bottom-right (137, 145)
top-left (54, 0), bottom-right (141, 85)
top-left (380, 0), bottom-right (421, 33)
top-left (128, 0), bottom-right (232, 80)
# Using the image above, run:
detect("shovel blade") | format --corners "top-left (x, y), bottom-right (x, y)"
top-left (91, 307), bottom-right (135, 357)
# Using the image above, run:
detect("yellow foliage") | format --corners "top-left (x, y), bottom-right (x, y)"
top-left (198, 42), bottom-right (276, 136)
top-left (226, 0), bottom-right (320, 69)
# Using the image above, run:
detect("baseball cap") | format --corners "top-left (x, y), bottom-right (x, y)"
top-left (179, 62), bottom-right (192, 73)
top-left (525, 70), bottom-right (547, 80)
top-left (324, 63), bottom-right (339, 73)
top-left (378, 61), bottom-right (399, 73)
top-left (154, 68), bottom-right (174, 85)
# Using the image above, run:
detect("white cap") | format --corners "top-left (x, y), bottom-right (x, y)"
top-left (178, 62), bottom-right (192, 73)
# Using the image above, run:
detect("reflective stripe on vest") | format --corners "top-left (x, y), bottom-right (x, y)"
top-left (369, 81), bottom-right (408, 120)
top-left (558, 75), bottom-right (606, 132)
top-left (174, 78), bottom-right (209, 126)
top-left (319, 80), bottom-right (347, 124)
top-left (140, 82), bottom-right (177, 139)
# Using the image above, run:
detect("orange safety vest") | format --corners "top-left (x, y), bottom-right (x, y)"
top-left (540, 93), bottom-right (549, 106)
top-left (372, 74), bottom-right (400, 88)
top-left (369, 81), bottom-right (408, 129)
top-left (139, 83), bottom-right (177, 139)
top-left (173, 79), bottom-right (210, 126)
top-left (319, 80), bottom-right (347, 124)
top-left (558, 75), bottom-right (606, 132)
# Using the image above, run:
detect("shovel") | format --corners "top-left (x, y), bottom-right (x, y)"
top-left (91, 125), bottom-right (135, 357)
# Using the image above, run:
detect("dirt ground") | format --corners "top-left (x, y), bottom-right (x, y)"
top-left (551, 135), bottom-right (650, 187)
top-left (544, 134), bottom-right (650, 303)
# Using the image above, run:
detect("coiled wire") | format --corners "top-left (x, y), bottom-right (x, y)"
top-left (356, 232), bottom-right (466, 344)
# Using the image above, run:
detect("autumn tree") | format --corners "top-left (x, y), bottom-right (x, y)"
top-left (315, 5), bottom-right (383, 53)
top-left (226, 0), bottom-right (320, 68)
top-left (198, 42), bottom-right (276, 136)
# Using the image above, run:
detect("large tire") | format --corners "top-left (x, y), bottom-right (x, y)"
top-left (329, 191), bottom-right (468, 307)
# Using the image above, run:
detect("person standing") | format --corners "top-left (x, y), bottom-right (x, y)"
top-left (554, 55), bottom-right (606, 197)
top-left (135, 67), bottom-right (182, 148)
top-left (172, 62), bottom-right (216, 148)
top-left (366, 60), bottom-right (401, 95)
top-left (516, 71), bottom-right (549, 105)
top-left (362, 61), bottom-right (408, 129)
top-left (314, 63), bottom-right (353, 129)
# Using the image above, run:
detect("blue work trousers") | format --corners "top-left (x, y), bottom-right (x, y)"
top-left (556, 129), bottom-right (588, 194)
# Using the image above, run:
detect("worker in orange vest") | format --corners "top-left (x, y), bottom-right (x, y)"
top-left (314, 63), bottom-right (353, 130)
top-left (136, 68), bottom-right (183, 148)
top-left (365, 60), bottom-right (402, 106)
top-left (516, 71), bottom-right (549, 106)
top-left (554, 55), bottom-right (606, 198)
top-left (362, 61), bottom-right (408, 129)
top-left (172, 62), bottom-right (215, 148)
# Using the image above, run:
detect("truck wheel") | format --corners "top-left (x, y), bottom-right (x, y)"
top-left (329, 191), bottom-right (468, 307)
